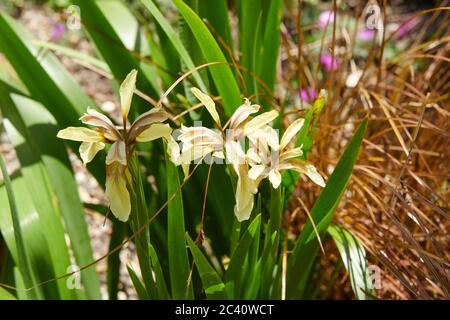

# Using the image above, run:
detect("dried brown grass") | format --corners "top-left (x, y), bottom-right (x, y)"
top-left (282, 1), bottom-right (449, 299)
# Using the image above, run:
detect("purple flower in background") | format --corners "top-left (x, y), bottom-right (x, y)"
top-left (317, 10), bottom-right (335, 29)
top-left (299, 87), bottom-right (317, 103)
top-left (320, 53), bottom-right (338, 71)
top-left (396, 17), bottom-right (419, 38)
top-left (51, 22), bottom-right (65, 41)
top-left (357, 28), bottom-right (376, 42)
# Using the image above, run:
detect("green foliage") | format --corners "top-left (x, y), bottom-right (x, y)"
top-left (328, 224), bottom-right (375, 300)
top-left (0, 1), bottom-right (369, 301)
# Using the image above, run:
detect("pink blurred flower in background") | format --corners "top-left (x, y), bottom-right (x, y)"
top-left (320, 53), bottom-right (338, 71)
top-left (357, 28), bottom-right (376, 42)
top-left (396, 17), bottom-right (419, 38)
top-left (299, 87), bottom-right (317, 103)
top-left (51, 22), bottom-right (65, 41)
top-left (317, 10), bottom-right (335, 29)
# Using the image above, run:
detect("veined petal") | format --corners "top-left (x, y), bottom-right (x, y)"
top-left (247, 133), bottom-right (271, 165)
top-left (225, 139), bottom-right (246, 174)
top-left (248, 164), bottom-right (266, 180)
top-left (79, 141), bottom-right (105, 164)
top-left (280, 147), bottom-right (303, 161)
top-left (243, 110), bottom-right (279, 135)
top-left (136, 123), bottom-right (172, 142)
top-left (80, 107), bottom-right (120, 140)
top-left (229, 99), bottom-right (260, 129)
top-left (280, 118), bottom-right (305, 150)
top-left (285, 159), bottom-right (326, 187)
top-left (191, 87), bottom-right (221, 126)
top-left (248, 125), bottom-right (279, 151)
top-left (57, 127), bottom-right (104, 142)
top-left (120, 69), bottom-right (137, 119)
top-left (268, 169), bottom-right (282, 189)
top-left (106, 140), bottom-right (127, 166)
top-left (105, 163), bottom-right (131, 222)
top-left (129, 108), bottom-right (168, 138)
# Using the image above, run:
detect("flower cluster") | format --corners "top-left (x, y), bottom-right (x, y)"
top-left (57, 70), bottom-right (325, 223)
top-left (168, 87), bottom-right (325, 221)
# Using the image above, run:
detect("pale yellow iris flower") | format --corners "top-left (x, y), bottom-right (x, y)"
top-left (247, 118), bottom-right (325, 188)
top-left (57, 70), bottom-right (170, 222)
top-left (171, 87), bottom-right (279, 221)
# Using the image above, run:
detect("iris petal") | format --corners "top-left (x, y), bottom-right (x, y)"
top-left (106, 141), bottom-right (127, 166)
top-left (57, 127), bottom-right (104, 142)
top-left (135, 123), bottom-right (172, 142)
top-left (79, 141), bottom-right (105, 164)
top-left (279, 118), bottom-right (305, 150)
top-left (105, 163), bottom-right (131, 222)
top-left (120, 69), bottom-right (137, 119)
top-left (229, 99), bottom-right (260, 129)
top-left (191, 87), bottom-right (221, 126)
top-left (243, 110), bottom-right (278, 135)
top-left (268, 169), bottom-right (282, 189)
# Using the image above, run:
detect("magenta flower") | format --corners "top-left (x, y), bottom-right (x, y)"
top-left (317, 10), bottom-right (335, 29)
top-left (299, 87), bottom-right (317, 103)
top-left (51, 23), bottom-right (65, 41)
top-left (396, 17), bottom-right (419, 38)
top-left (320, 53), bottom-right (338, 71)
top-left (357, 28), bottom-right (376, 42)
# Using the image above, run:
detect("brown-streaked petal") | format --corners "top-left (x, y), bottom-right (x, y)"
top-left (129, 108), bottom-right (168, 138)
top-left (225, 139), bottom-right (246, 174)
top-left (135, 123), bottom-right (172, 142)
top-left (119, 69), bottom-right (137, 119)
top-left (248, 125), bottom-right (279, 151)
top-left (105, 163), bottom-right (131, 222)
top-left (229, 99), bottom-right (260, 129)
top-left (247, 134), bottom-right (271, 165)
top-left (80, 107), bottom-right (120, 140)
top-left (57, 127), bottom-right (104, 142)
top-left (79, 141), bottom-right (105, 164)
top-left (106, 140), bottom-right (127, 166)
